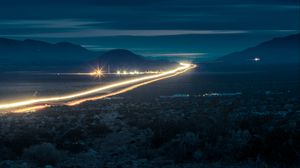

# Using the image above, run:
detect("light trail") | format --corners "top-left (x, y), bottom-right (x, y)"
top-left (0, 63), bottom-right (196, 112)
top-left (66, 64), bottom-right (193, 106)
top-left (12, 105), bottom-right (51, 113)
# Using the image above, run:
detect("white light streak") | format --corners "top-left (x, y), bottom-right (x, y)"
top-left (0, 63), bottom-right (196, 111)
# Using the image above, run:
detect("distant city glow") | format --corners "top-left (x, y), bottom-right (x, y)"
top-left (254, 57), bottom-right (261, 62)
top-left (116, 70), bottom-right (161, 75)
top-left (90, 67), bottom-right (104, 78)
top-left (65, 67), bottom-right (191, 106)
top-left (48, 69), bottom-right (161, 76)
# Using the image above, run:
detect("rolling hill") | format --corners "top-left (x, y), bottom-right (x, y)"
top-left (0, 38), bottom-right (99, 66)
top-left (217, 34), bottom-right (300, 65)
top-left (0, 38), bottom-right (176, 72)
top-left (95, 49), bottom-right (176, 71)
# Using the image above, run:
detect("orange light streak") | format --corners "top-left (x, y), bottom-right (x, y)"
top-left (66, 64), bottom-right (194, 106)
top-left (11, 105), bottom-right (51, 113)
top-left (0, 63), bottom-right (195, 112)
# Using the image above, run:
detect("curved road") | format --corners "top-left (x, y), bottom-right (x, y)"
top-left (0, 63), bottom-right (196, 113)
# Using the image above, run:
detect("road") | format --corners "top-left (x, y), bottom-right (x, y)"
top-left (0, 63), bottom-right (196, 113)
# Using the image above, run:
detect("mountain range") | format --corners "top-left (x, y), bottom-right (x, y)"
top-left (217, 33), bottom-right (300, 65)
top-left (94, 49), bottom-right (175, 71)
top-left (0, 38), bottom-right (175, 72)
top-left (0, 33), bottom-right (299, 72)
top-left (0, 38), bottom-right (100, 71)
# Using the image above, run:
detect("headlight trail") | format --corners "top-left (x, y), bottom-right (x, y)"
top-left (0, 63), bottom-right (196, 112)
top-left (65, 64), bottom-right (194, 106)
top-left (12, 105), bottom-right (51, 113)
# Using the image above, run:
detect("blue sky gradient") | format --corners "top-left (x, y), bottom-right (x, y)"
top-left (0, 0), bottom-right (299, 61)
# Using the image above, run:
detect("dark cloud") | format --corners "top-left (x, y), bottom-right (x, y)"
top-left (1, 0), bottom-right (299, 6)
top-left (0, 0), bottom-right (299, 60)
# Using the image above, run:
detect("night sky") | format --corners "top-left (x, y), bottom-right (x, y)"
top-left (0, 0), bottom-right (299, 61)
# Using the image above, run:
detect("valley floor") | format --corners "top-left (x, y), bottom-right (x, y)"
top-left (0, 88), bottom-right (299, 168)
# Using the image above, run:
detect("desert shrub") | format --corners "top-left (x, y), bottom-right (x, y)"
top-left (86, 123), bottom-right (111, 137)
top-left (57, 128), bottom-right (87, 153)
top-left (61, 128), bottom-right (85, 142)
top-left (4, 132), bottom-right (39, 156)
top-left (150, 118), bottom-right (204, 148)
top-left (0, 146), bottom-right (16, 160)
top-left (161, 132), bottom-right (200, 162)
top-left (0, 160), bottom-right (29, 168)
top-left (242, 128), bottom-right (300, 166)
top-left (150, 120), bottom-right (181, 148)
top-left (22, 143), bottom-right (64, 166)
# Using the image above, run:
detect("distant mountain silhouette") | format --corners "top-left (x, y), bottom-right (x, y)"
top-left (217, 34), bottom-right (300, 65)
top-left (95, 49), bottom-right (176, 71)
top-left (99, 49), bottom-right (146, 65)
top-left (0, 38), bottom-right (99, 66)
top-left (0, 38), bottom-right (176, 72)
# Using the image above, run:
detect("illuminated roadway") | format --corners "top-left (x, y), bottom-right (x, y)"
top-left (0, 63), bottom-right (196, 113)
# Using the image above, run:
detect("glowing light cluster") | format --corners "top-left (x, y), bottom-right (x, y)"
top-left (0, 63), bottom-right (196, 112)
top-left (90, 67), bottom-right (104, 78)
top-left (253, 57), bottom-right (261, 62)
top-left (66, 64), bottom-right (194, 106)
top-left (116, 70), bottom-right (161, 75)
